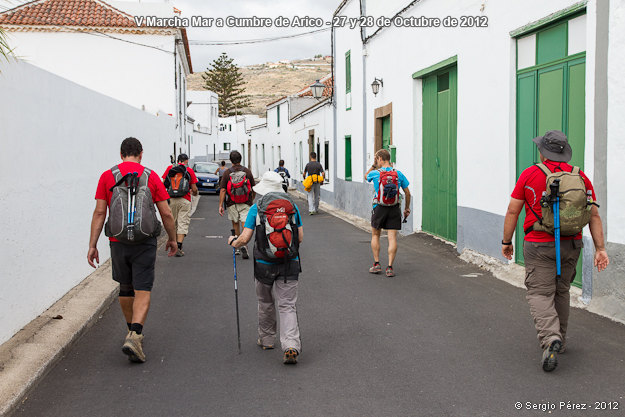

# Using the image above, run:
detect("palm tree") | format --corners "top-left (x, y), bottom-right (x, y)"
top-left (0, 27), bottom-right (14, 64)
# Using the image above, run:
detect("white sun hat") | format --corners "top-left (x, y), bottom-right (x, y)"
top-left (253, 170), bottom-right (286, 195)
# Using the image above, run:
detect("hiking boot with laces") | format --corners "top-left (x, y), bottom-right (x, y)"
top-left (122, 331), bottom-right (146, 363)
top-left (257, 338), bottom-right (274, 350)
top-left (541, 340), bottom-right (561, 372)
top-left (385, 266), bottom-right (395, 277)
top-left (283, 348), bottom-right (299, 364)
top-left (240, 246), bottom-right (249, 259)
top-left (369, 263), bottom-right (382, 274)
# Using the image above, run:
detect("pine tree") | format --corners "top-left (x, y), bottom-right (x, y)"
top-left (202, 52), bottom-right (251, 116)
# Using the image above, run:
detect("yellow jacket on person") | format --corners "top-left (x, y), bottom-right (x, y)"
top-left (303, 174), bottom-right (324, 192)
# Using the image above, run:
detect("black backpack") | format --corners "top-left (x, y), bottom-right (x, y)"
top-left (165, 164), bottom-right (190, 198)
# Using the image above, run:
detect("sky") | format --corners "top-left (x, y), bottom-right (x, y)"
top-left (173, 0), bottom-right (340, 70)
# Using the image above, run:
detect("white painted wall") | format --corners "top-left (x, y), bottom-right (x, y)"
top-left (348, 0), bottom-right (597, 233)
top-left (606, 0), bottom-right (625, 244)
top-left (334, 0), bottom-right (365, 183)
top-left (0, 60), bottom-right (175, 345)
top-left (4, 30), bottom-right (177, 115)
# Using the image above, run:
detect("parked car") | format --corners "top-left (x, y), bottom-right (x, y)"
top-left (192, 162), bottom-right (221, 194)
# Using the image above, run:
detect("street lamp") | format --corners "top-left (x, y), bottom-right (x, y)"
top-left (371, 78), bottom-right (383, 96)
top-left (311, 79), bottom-right (325, 99)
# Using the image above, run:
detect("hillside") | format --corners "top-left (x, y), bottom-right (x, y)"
top-left (187, 58), bottom-right (331, 116)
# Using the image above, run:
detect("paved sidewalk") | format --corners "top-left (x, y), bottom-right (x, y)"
top-left (9, 194), bottom-right (625, 417)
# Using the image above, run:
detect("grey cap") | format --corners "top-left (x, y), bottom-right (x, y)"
top-left (532, 130), bottom-right (572, 163)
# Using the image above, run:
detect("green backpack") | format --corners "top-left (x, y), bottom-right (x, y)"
top-left (529, 163), bottom-right (594, 236)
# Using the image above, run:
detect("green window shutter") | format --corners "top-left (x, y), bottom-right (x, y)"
top-left (277, 105), bottom-right (280, 127)
top-left (536, 22), bottom-right (567, 65)
top-left (345, 136), bottom-right (352, 181)
top-left (345, 51), bottom-right (351, 93)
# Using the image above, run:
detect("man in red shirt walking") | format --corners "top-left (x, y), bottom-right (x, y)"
top-left (502, 130), bottom-right (609, 372)
top-left (88, 137), bottom-right (177, 363)
top-left (162, 154), bottom-right (199, 257)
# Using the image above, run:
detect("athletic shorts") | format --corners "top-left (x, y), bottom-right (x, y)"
top-left (110, 238), bottom-right (157, 291)
top-left (371, 204), bottom-right (402, 230)
top-left (227, 203), bottom-right (251, 223)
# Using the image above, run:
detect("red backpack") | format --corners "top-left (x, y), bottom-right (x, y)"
top-left (226, 170), bottom-right (251, 204)
top-left (375, 169), bottom-right (400, 206)
top-left (255, 193), bottom-right (299, 261)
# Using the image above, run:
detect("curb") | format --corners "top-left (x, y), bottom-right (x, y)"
top-left (0, 236), bottom-right (166, 416)
top-left (0, 261), bottom-right (118, 417)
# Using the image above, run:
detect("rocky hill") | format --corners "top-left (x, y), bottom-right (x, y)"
top-left (187, 58), bottom-right (331, 116)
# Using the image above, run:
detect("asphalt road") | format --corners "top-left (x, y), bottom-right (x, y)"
top-left (12, 194), bottom-right (625, 417)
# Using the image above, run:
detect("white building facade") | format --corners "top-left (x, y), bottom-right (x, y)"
top-left (0, 0), bottom-right (194, 160)
top-left (330, 0), bottom-right (625, 320)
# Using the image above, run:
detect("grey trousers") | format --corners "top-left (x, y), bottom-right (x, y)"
top-left (308, 182), bottom-right (321, 213)
top-left (523, 239), bottom-right (582, 349)
top-left (255, 278), bottom-right (301, 352)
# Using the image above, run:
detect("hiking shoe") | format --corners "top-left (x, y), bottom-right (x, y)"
top-left (369, 263), bottom-right (382, 274)
top-left (541, 340), bottom-right (561, 372)
top-left (257, 338), bottom-right (274, 350)
top-left (283, 348), bottom-right (298, 364)
top-left (235, 249), bottom-right (241, 256)
top-left (385, 266), bottom-right (395, 277)
top-left (240, 246), bottom-right (249, 259)
top-left (122, 331), bottom-right (146, 363)
top-left (175, 248), bottom-right (185, 257)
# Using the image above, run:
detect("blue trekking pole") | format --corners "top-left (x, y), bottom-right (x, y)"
top-left (230, 229), bottom-right (242, 353)
top-left (550, 179), bottom-right (562, 280)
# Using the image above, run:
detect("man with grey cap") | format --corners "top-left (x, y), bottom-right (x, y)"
top-left (227, 171), bottom-right (304, 364)
top-left (502, 130), bottom-right (609, 372)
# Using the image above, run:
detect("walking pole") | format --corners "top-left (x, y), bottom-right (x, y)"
top-left (231, 229), bottom-right (242, 353)
top-left (550, 179), bottom-right (562, 280)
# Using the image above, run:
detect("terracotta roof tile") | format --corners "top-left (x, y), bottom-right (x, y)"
top-left (0, 0), bottom-right (136, 28)
top-left (297, 75), bottom-right (333, 97)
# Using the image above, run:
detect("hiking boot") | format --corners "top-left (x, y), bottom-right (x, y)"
top-left (240, 246), bottom-right (249, 259)
top-left (122, 331), bottom-right (146, 363)
top-left (283, 348), bottom-right (298, 364)
top-left (257, 338), bottom-right (274, 350)
top-left (385, 266), bottom-right (395, 277)
top-left (235, 249), bottom-right (241, 256)
top-left (541, 340), bottom-right (561, 372)
top-left (369, 263), bottom-right (382, 274)
top-left (175, 248), bottom-right (185, 257)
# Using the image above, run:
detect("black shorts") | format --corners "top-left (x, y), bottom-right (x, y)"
top-left (371, 204), bottom-right (402, 230)
top-left (110, 238), bottom-right (157, 291)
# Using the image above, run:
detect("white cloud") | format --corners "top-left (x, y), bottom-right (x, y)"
top-left (173, 0), bottom-right (340, 69)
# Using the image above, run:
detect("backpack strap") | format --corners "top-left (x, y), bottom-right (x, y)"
top-left (571, 166), bottom-right (580, 175)
top-left (536, 163), bottom-right (551, 176)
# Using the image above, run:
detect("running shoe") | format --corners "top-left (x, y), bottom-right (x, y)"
top-left (369, 263), bottom-right (382, 274)
top-left (385, 266), bottom-right (395, 277)
top-left (240, 246), bottom-right (249, 259)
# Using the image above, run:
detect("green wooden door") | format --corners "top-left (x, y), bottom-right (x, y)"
top-left (345, 136), bottom-right (352, 181)
top-left (382, 116), bottom-right (391, 150)
top-left (515, 58), bottom-right (585, 287)
top-left (422, 67), bottom-right (457, 242)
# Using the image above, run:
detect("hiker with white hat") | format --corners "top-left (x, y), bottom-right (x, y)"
top-left (226, 170), bottom-right (304, 364)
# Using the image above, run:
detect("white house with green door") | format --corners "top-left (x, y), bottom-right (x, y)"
top-left (328, 0), bottom-right (625, 321)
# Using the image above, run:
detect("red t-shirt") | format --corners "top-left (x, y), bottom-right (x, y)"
top-left (95, 161), bottom-right (170, 242)
top-left (162, 164), bottom-right (198, 202)
top-left (511, 160), bottom-right (595, 242)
